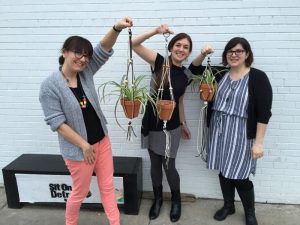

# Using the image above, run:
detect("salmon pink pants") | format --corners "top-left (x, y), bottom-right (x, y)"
top-left (64, 136), bottom-right (120, 225)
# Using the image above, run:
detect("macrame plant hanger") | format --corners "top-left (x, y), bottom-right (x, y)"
top-left (156, 33), bottom-right (175, 168)
top-left (120, 28), bottom-right (140, 141)
top-left (196, 55), bottom-right (214, 162)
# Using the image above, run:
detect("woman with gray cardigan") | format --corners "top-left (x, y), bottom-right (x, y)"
top-left (39, 17), bottom-right (132, 225)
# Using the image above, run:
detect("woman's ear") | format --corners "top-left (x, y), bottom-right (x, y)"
top-left (245, 52), bottom-right (249, 60)
top-left (62, 49), bottom-right (68, 58)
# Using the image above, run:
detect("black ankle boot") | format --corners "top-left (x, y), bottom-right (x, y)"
top-left (170, 189), bottom-right (181, 222)
top-left (214, 205), bottom-right (235, 221)
top-left (214, 174), bottom-right (236, 221)
top-left (149, 186), bottom-right (163, 220)
top-left (237, 187), bottom-right (258, 225)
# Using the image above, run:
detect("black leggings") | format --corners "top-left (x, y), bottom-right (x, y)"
top-left (148, 149), bottom-right (180, 190)
top-left (219, 172), bottom-right (253, 191)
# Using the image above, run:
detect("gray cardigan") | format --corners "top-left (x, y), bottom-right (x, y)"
top-left (39, 43), bottom-right (114, 161)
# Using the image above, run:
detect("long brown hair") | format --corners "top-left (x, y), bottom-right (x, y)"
top-left (155, 33), bottom-right (193, 89)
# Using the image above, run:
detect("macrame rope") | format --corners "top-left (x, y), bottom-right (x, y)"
top-left (156, 33), bottom-right (175, 169)
top-left (196, 55), bottom-right (214, 161)
top-left (123, 28), bottom-right (137, 140)
top-left (195, 102), bottom-right (208, 162)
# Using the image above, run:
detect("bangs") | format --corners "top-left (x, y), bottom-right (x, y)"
top-left (63, 36), bottom-right (93, 58)
top-left (72, 39), bottom-right (93, 58)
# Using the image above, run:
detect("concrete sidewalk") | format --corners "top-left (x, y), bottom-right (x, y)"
top-left (0, 187), bottom-right (299, 225)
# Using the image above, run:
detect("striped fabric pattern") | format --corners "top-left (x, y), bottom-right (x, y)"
top-left (207, 73), bottom-right (256, 179)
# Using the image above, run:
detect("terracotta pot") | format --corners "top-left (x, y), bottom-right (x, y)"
top-left (199, 83), bottom-right (216, 102)
top-left (121, 98), bottom-right (141, 119)
top-left (156, 100), bottom-right (176, 121)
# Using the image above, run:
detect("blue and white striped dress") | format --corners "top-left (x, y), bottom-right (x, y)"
top-left (207, 72), bottom-right (256, 179)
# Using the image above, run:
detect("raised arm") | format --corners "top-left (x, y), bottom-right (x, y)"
top-left (100, 16), bottom-right (133, 52)
top-left (192, 45), bottom-right (214, 66)
top-left (132, 24), bottom-right (173, 67)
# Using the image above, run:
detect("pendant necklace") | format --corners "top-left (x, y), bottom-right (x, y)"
top-left (60, 67), bottom-right (87, 109)
top-left (71, 75), bottom-right (87, 109)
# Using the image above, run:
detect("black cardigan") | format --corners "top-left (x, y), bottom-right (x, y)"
top-left (207, 67), bottom-right (273, 139)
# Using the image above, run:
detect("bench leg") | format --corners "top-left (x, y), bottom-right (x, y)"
top-left (2, 170), bottom-right (22, 208)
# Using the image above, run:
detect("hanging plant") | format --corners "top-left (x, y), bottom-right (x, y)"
top-left (99, 74), bottom-right (157, 118)
top-left (191, 56), bottom-right (228, 161)
top-left (191, 56), bottom-right (227, 102)
top-left (120, 98), bottom-right (141, 119)
top-left (156, 99), bottom-right (176, 121)
top-left (156, 55), bottom-right (176, 122)
top-left (98, 28), bottom-right (157, 140)
top-left (155, 33), bottom-right (176, 167)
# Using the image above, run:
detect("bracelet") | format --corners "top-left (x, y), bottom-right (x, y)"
top-left (113, 25), bottom-right (122, 33)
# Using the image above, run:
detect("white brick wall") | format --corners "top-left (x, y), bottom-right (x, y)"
top-left (1, 0), bottom-right (300, 204)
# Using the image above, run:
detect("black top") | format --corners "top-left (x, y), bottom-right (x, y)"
top-left (141, 54), bottom-right (202, 136)
top-left (70, 76), bottom-right (105, 144)
top-left (203, 66), bottom-right (273, 139)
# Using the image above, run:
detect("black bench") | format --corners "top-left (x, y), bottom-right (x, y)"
top-left (2, 154), bottom-right (142, 215)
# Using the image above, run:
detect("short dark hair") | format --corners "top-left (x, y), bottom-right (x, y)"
top-left (58, 36), bottom-right (93, 65)
top-left (222, 37), bottom-right (253, 67)
top-left (168, 33), bottom-right (193, 53)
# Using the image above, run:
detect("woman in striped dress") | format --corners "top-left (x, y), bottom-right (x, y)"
top-left (192, 37), bottom-right (272, 225)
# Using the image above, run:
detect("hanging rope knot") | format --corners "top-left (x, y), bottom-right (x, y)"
top-left (207, 56), bottom-right (211, 64)
top-left (127, 120), bottom-right (137, 141)
top-left (127, 58), bottom-right (133, 64)
top-left (162, 120), bottom-right (171, 169)
top-left (163, 33), bottom-right (170, 41)
top-left (163, 120), bottom-right (167, 129)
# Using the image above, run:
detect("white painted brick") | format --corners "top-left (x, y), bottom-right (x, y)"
top-left (1, 0), bottom-right (300, 204)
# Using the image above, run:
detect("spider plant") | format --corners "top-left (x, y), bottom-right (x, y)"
top-left (98, 74), bottom-right (157, 130)
top-left (191, 64), bottom-right (228, 102)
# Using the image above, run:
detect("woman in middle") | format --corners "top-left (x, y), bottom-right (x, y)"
top-left (132, 24), bottom-right (202, 222)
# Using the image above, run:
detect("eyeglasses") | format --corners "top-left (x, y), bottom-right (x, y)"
top-left (226, 49), bottom-right (245, 56)
top-left (72, 51), bottom-right (91, 62)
